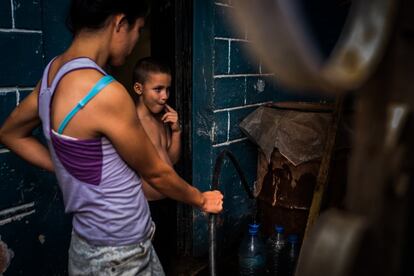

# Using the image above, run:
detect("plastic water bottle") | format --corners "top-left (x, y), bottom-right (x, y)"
top-left (266, 225), bottom-right (286, 275)
top-left (284, 234), bottom-right (300, 276)
top-left (238, 223), bottom-right (266, 275)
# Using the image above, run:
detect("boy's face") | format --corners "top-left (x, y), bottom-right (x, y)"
top-left (134, 72), bottom-right (171, 114)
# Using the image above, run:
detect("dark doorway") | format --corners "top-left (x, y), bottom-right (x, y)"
top-left (111, 0), bottom-right (193, 274)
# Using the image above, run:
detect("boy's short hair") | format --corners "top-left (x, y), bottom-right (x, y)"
top-left (133, 57), bottom-right (171, 84)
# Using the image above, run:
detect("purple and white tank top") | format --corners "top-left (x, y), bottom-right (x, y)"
top-left (38, 57), bottom-right (152, 246)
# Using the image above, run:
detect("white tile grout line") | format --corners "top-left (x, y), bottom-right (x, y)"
top-left (0, 87), bottom-right (35, 93)
top-left (215, 37), bottom-right (250, 42)
top-left (213, 101), bottom-right (272, 113)
top-left (0, 210), bottom-right (36, 226)
top-left (0, 87), bottom-right (18, 93)
top-left (227, 111), bottom-right (230, 141)
top-left (0, 28), bottom-right (42, 34)
top-left (227, 40), bottom-right (231, 74)
top-left (10, 0), bottom-right (15, 28)
top-left (212, 137), bottom-right (248, 148)
top-left (16, 90), bottom-right (20, 105)
top-left (244, 77), bottom-right (247, 105)
top-left (0, 202), bottom-right (35, 217)
top-left (214, 73), bottom-right (274, 79)
top-left (214, 2), bottom-right (234, 8)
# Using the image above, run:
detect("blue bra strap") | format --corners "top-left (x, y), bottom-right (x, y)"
top-left (57, 75), bottom-right (115, 134)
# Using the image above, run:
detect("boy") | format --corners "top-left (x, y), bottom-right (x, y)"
top-left (133, 57), bottom-right (181, 200)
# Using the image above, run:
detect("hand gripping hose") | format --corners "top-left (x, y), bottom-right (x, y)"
top-left (209, 149), bottom-right (255, 276)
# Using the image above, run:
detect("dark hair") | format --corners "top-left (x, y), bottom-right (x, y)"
top-left (133, 57), bottom-right (172, 84)
top-left (67, 0), bottom-right (150, 35)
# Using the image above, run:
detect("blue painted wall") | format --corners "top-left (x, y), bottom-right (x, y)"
top-left (191, 0), bottom-right (333, 256)
top-left (192, 0), bottom-right (281, 256)
top-left (0, 0), bottom-right (72, 275)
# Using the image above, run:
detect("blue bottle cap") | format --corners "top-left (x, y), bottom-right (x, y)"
top-left (288, 234), bottom-right (299, 243)
top-left (248, 223), bottom-right (260, 235)
top-left (275, 225), bottom-right (284, 233)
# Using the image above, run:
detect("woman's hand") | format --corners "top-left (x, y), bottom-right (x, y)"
top-left (200, 190), bottom-right (224, 214)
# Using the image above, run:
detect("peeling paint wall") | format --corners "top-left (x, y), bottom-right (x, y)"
top-left (0, 0), bottom-right (72, 275)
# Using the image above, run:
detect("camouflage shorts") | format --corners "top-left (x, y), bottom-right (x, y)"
top-left (68, 224), bottom-right (165, 276)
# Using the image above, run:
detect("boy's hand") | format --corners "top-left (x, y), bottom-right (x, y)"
top-left (162, 104), bottom-right (181, 132)
top-left (200, 190), bottom-right (224, 214)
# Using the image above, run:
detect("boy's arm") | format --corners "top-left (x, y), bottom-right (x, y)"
top-left (96, 83), bottom-right (223, 213)
top-left (162, 104), bottom-right (181, 164)
top-left (0, 82), bottom-right (54, 172)
top-left (167, 128), bottom-right (181, 164)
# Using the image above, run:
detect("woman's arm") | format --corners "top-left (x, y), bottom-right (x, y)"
top-left (141, 178), bottom-right (166, 201)
top-left (95, 82), bottom-right (223, 213)
top-left (0, 83), bottom-right (54, 172)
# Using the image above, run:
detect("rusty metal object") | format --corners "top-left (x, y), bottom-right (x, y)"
top-left (232, 0), bottom-right (396, 93)
top-left (253, 101), bottom-right (351, 238)
top-left (257, 150), bottom-right (319, 237)
top-left (0, 238), bottom-right (13, 274)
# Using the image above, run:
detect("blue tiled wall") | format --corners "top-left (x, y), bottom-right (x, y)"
top-left (0, 1), bottom-right (72, 274)
top-left (192, 0), bottom-right (291, 256)
top-left (191, 0), bottom-right (338, 256)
